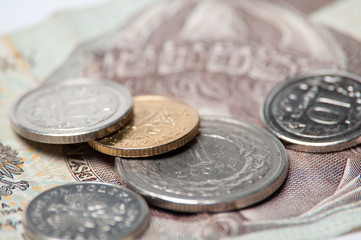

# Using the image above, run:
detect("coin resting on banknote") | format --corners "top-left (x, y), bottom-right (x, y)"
top-left (10, 78), bottom-right (133, 144)
top-left (115, 116), bottom-right (288, 212)
top-left (23, 182), bottom-right (149, 240)
top-left (14, 70), bottom-right (361, 235)
top-left (6, 0), bottom-right (361, 239)
top-left (89, 95), bottom-right (200, 157)
top-left (262, 70), bottom-right (361, 152)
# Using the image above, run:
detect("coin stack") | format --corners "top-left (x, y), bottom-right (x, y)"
top-left (11, 70), bottom-right (358, 239)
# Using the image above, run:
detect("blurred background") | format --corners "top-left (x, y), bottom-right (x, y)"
top-left (0, 0), bottom-right (108, 35)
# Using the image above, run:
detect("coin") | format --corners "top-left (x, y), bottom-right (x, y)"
top-left (89, 95), bottom-right (200, 157)
top-left (262, 70), bottom-right (361, 152)
top-left (115, 116), bottom-right (288, 212)
top-left (10, 78), bottom-right (133, 144)
top-left (23, 182), bottom-right (149, 240)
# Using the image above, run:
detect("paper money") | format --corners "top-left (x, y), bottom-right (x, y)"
top-left (2, 0), bottom-right (361, 239)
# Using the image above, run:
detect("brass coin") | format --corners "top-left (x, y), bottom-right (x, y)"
top-left (89, 95), bottom-right (200, 157)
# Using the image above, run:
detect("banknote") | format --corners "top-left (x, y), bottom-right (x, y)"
top-left (1, 0), bottom-right (361, 239)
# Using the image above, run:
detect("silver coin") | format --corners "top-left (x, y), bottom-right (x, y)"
top-left (23, 182), bottom-right (149, 240)
top-left (115, 116), bottom-right (288, 212)
top-left (10, 78), bottom-right (133, 144)
top-left (262, 70), bottom-right (361, 152)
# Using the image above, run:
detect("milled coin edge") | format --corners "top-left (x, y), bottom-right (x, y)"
top-left (115, 116), bottom-right (289, 212)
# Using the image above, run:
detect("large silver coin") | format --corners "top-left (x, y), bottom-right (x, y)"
top-left (23, 182), bottom-right (149, 240)
top-left (115, 116), bottom-right (288, 212)
top-left (262, 70), bottom-right (361, 152)
top-left (10, 78), bottom-right (133, 144)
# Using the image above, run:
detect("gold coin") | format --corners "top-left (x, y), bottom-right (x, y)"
top-left (89, 95), bottom-right (200, 157)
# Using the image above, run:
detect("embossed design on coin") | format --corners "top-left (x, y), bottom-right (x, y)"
top-left (23, 182), bottom-right (149, 240)
top-left (262, 70), bottom-right (361, 152)
top-left (10, 78), bottom-right (133, 144)
top-left (90, 95), bottom-right (200, 157)
top-left (115, 117), bottom-right (288, 212)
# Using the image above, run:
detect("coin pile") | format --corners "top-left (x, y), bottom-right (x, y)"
top-left (10, 70), bottom-right (360, 239)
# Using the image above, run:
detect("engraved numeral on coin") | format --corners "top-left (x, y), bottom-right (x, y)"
top-left (190, 138), bottom-right (216, 167)
top-left (307, 96), bottom-right (350, 125)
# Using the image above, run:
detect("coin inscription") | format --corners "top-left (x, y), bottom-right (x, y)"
top-left (23, 182), bottom-right (149, 240)
top-left (24, 84), bottom-right (118, 129)
top-left (115, 117), bottom-right (288, 212)
top-left (262, 70), bottom-right (361, 152)
top-left (90, 95), bottom-right (200, 157)
top-left (276, 75), bottom-right (361, 137)
top-left (10, 78), bottom-right (133, 144)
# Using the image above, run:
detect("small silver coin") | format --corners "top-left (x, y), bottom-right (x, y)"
top-left (115, 116), bottom-right (288, 213)
top-left (10, 78), bottom-right (133, 144)
top-left (23, 182), bottom-right (149, 240)
top-left (262, 70), bottom-right (361, 152)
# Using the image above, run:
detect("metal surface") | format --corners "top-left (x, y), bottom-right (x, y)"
top-left (115, 116), bottom-right (288, 212)
top-left (262, 70), bottom-right (361, 152)
top-left (23, 182), bottom-right (149, 240)
top-left (10, 78), bottom-right (133, 144)
top-left (90, 95), bottom-right (200, 157)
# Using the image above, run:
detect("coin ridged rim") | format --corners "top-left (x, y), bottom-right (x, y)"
top-left (115, 116), bottom-right (288, 212)
top-left (23, 182), bottom-right (149, 240)
top-left (89, 95), bottom-right (200, 157)
top-left (10, 78), bottom-right (133, 144)
top-left (261, 69), bottom-right (361, 152)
